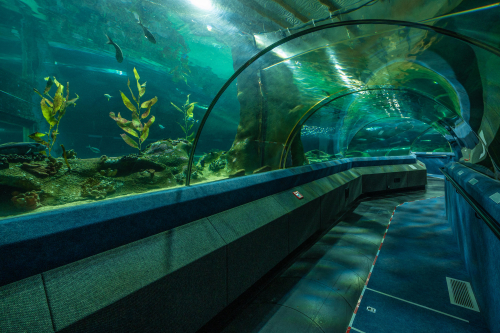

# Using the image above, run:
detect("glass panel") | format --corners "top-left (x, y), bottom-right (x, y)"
top-left (2, 0), bottom-right (500, 218)
top-left (412, 128), bottom-right (452, 153)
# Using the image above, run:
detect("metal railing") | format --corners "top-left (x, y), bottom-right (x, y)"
top-left (440, 167), bottom-right (500, 240)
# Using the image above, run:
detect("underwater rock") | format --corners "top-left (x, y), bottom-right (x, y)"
top-left (143, 139), bottom-right (192, 168)
top-left (0, 156), bottom-right (8, 170)
top-left (11, 190), bottom-right (42, 210)
top-left (0, 153), bottom-right (45, 163)
top-left (253, 165), bottom-right (272, 174)
top-left (99, 168), bottom-right (118, 177)
top-left (21, 159), bottom-right (63, 178)
top-left (197, 151), bottom-right (226, 168)
top-left (81, 178), bottom-right (117, 200)
top-left (304, 150), bottom-right (334, 164)
top-left (225, 45), bottom-right (306, 172)
top-left (208, 158), bottom-right (227, 172)
top-left (0, 167), bottom-right (42, 191)
top-left (103, 154), bottom-right (166, 175)
top-left (228, 169), bottom-right (245, 178)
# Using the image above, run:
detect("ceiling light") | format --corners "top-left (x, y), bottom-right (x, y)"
top-left (190, 0), bottom-right (212, 10)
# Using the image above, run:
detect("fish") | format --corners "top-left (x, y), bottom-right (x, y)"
top-left (104, 94), bottom-right (112, 101)
top-left (159, 124), bottom-right (165, 129)
top-left (87, 145), bottom-right (100, 153)
top-left (321, 90), bottom-right (331, 97)
top-left (0, 142), bottom-right (46, 155)
top-left (288, 104), bottom-right (304, 114)
top-left (105, 34), bottom-right (124, 63)
top-left (138, 18), bottom-right (156, 44)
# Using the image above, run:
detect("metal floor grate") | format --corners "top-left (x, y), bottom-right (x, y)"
top-left (446, 277), bottom-right (480, 312)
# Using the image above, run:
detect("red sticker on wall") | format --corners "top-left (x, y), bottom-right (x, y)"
top-left (292, 191), bottom-right (304, 199)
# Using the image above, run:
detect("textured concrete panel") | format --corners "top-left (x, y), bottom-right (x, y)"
top-left (382, 165), bottom-right (408, 190)
top-left (407, 163), bottom-right (427, 187)
top-left (43, 218), bottom-right (226, 332)
top-left (273, 184), bottom-right (321, 252)
top-left (207, 196), bottom-right (289, 303)
top-left (0, 275), bottom-right (54, 333)
top-left (319, 185), bottom-right (344, 230)
top-left (344, 172), bottom-right (362, 205)
top-left (355, 166), bottom-right (387, 193)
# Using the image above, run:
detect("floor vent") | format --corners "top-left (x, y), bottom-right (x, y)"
top-left (446, 277), bottom-right (480, 312)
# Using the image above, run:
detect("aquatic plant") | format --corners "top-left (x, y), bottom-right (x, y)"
top-left (31, 77), bottom-right (79, 156)
top-left (171, 94), bottom-right (197, 142)
top-left (110, 68), bottom-right (157, 151)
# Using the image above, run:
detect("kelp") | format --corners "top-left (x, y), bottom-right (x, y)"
top-left (110, 68), bottom-right (157, 150)
top-left (171, 94), bottom-right (197, 142)
top-left (31, 77), bottom-right (79, 156)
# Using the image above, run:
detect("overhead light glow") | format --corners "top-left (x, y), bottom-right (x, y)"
top-left (207, 25), bottom-right (212, 31)
top-left (190, 0), bottom-right (212, 10)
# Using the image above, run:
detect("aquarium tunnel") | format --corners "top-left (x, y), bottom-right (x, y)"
top-left (1, 0), bottom-right (500, 332)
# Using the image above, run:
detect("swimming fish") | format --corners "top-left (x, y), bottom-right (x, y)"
top-left (105, 34), bottom-right (124, 63)
top-left (289, 104), bottom-right (304, 114)
top-left (138, 18), bottom-right (156, 44)
top-left (87, 145), bottom-right (100, 153)
top-left (104, 94), bottom-right (112, 101)
top-left (0, 142), bottom-right (46, 155)
top-left (159, 124), bottom-right (165, 129)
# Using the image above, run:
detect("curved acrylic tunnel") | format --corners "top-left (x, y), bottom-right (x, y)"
top-left (187, 20), bottom-right (500, 184)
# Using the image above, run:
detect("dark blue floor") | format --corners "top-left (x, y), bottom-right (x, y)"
top-left (352, 197), bottom-right (489, 333)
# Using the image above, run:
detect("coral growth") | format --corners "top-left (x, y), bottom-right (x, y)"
top-left (21, 158), bottom-right (63, 177)
top-left (11, 190), bottom-right (41, 210)
top-left (81, 178), bottom-right (116, 199)
top-left (209, 158), bottom-right (226, 172)
top-left (110, 68), bottom-right (157, 151)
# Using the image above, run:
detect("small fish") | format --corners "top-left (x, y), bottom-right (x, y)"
top-left (87, 145), bottom-right (100, 153)
top-left (321, 90), bottom-right (331, 97)
top-left (138, 18), bottom-right (156, 44)
top-left (104, 94), bottom-right (112, 101)
top-left (289, 104), bottom-right (304, 114)
top-left (159, 124), bottom-right (165, 129)
top-left (105, 34), bottom-right (123, 63)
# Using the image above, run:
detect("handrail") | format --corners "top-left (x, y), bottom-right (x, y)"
top-left (440, 167), bottom-right (500, 240)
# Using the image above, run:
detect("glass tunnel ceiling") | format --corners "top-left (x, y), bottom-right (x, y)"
top-left (189, 18), bottom-right (500, 182)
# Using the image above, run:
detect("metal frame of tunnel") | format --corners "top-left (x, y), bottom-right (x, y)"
top-left (185, 19), bottom-right (500, 185)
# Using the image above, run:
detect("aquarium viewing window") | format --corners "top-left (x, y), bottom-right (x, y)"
top-left (0, 0), bottom-right (499, 220)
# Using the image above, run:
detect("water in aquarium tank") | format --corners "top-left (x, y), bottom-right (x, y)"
top-left (0, 0), bottom-right (499, 218)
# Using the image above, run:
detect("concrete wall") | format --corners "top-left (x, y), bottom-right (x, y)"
top-left (0, 162), bottom-right (427, 333)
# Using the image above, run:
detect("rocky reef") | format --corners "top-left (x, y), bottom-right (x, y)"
top-left (0, 138), bottom-right (230, 218)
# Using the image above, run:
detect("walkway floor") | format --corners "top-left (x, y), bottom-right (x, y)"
top-left (215, 177), bottom-right (488, 333)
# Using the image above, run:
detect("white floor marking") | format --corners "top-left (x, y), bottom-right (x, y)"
top-left (366, 288), bottom-right (469, 323)
top-left (351, 327), bottom-right (367, 333)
